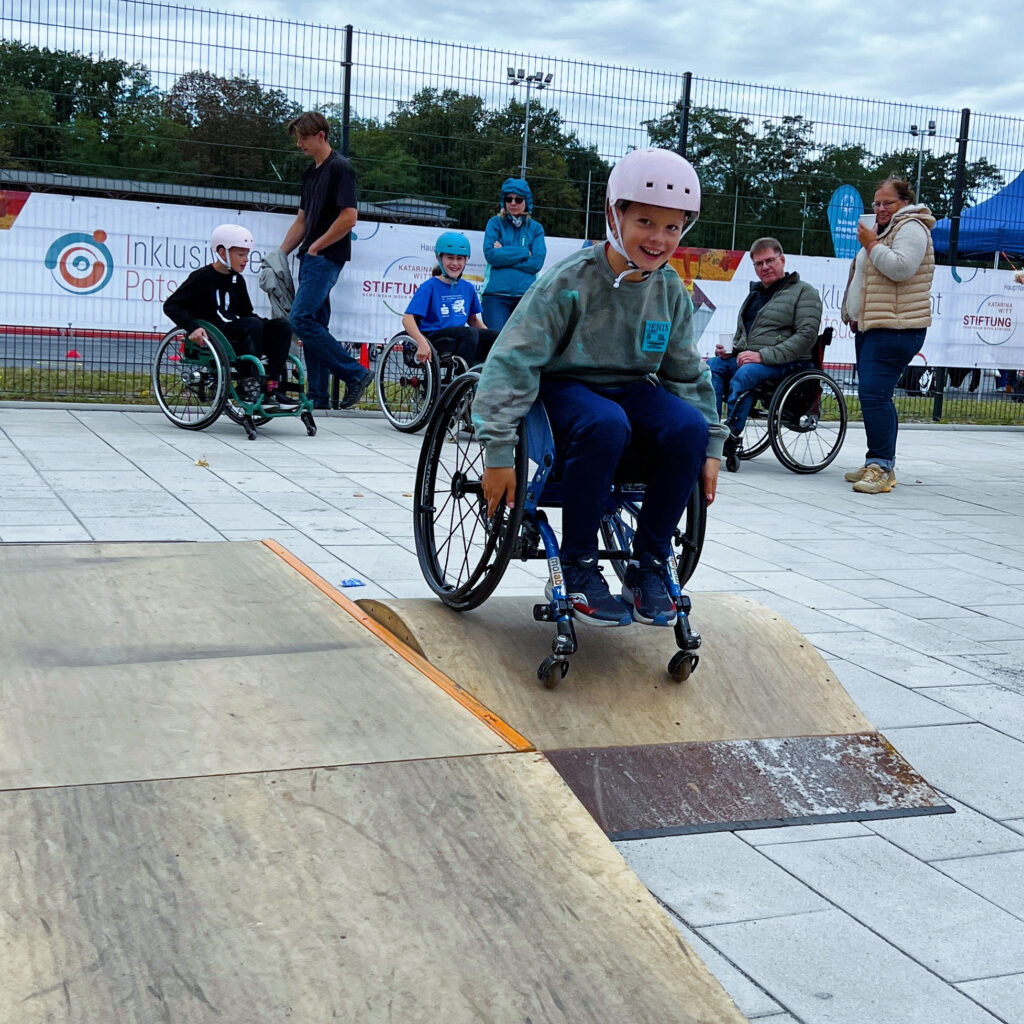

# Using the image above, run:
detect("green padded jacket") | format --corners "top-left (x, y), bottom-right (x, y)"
top-left (730, 272), bottom-right (823, 367)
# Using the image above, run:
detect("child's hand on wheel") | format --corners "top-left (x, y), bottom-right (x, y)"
top-left (415, 339), bottom-right (432, 364)
top-left (483, 466), bottom-right (517, 517)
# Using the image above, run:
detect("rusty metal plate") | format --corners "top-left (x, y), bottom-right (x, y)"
top-left (545, 732), bottom-right (952, 841)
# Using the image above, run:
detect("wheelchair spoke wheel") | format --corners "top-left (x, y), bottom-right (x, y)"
top-left (376, 334), bottom-right (438, 432)
top-left (414, 372), bottom-right (525, 610)
top-left (768, 369), bottom-right (848, 474)
top-left (675, 484), bottom-right (707, 587)
top-left (224, 385), bottom-right (272, 427)
top-left (152, 329), bottom-right (227, 430)
top-left (600, 500), bottom-right (638, 586)
top-left (739, 403), bottom-right (772, 460)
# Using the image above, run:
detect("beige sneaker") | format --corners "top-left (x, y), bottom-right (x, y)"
top-left (852, 464), bottom-right (893, 493)
top-left (845, 465), bottom-right (897, 486)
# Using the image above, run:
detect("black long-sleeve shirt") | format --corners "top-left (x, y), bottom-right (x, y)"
top-left (163, 265), bottom-right (254, 334)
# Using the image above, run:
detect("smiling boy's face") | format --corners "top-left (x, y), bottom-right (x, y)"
top-left (612, 202), bottom-right (686, 274)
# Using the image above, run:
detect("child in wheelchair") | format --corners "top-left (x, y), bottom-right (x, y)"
top-left (402, 232), bottom-right (498, 370)
top-left (163, 224), bottom-right (298, 410)
top-left (475, 149), bottom-right (725, 628)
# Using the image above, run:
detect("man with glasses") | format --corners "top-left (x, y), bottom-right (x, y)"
top-left (481, 177), bottom-right (547, 331)
top-left (708, 237), bottom-right (822, 453)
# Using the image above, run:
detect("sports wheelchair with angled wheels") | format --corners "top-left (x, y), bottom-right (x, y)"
top-left (725, 328), bottom-right (847, 474)
top-left (375, 331), bottom-right (474, 433)
top-left (152, 319), bottom-right (317, 440)
top-left (412, 370), bottom-right (707, 688)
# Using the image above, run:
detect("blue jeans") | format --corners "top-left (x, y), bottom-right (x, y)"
top-left (290, 254), bottom-right (365, 406)
top-left (538, 378), bottom-right (708, 562)
top-left (708, 355), bottom-right (791, 433)
top-left (855, 328), bottom-right (926, 470)
top-left (481, 294), bottom-right (521, 332)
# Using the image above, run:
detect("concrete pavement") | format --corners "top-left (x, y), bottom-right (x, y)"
top-left (2, 402), bottom-right (1024, 1023)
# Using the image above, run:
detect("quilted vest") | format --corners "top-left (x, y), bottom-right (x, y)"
top-left (859, 208), bottom-right (935, 331)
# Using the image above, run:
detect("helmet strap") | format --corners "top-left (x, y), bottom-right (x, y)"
top-left (605, 206), bottom-right (652, 289)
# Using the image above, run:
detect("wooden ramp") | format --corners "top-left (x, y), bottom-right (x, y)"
top-left (0, 541), bottom-right (747, 1024)
top-left (357, 596), bottom-right (951, 838)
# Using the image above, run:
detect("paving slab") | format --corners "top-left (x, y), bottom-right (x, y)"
top-left (762, 835), bottom-right (1024, 980)
top-left (701, 909), bottom-right (1002, 1024)
top-left (957, 974), bottom-right (1024, 1023)
top-left (935, 850), bottom-right (1024, 920)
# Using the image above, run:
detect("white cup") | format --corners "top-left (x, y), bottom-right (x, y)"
top-left (718, 332), bottom-right (735, 355)
top-left (859, 213), bottom-right (876, 229)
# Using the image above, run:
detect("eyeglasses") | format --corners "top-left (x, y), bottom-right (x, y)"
top-left (872, 199), bottom-right (900, 209)
top-left (752, 256), bottom-right (781, 269)
top-left (504, 194), bottom-right (525, 203)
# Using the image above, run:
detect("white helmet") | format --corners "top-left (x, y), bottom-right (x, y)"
top-left (210, 224), bottom-right (254, 261)
top-left (605, 149), bottom-right (701, 283)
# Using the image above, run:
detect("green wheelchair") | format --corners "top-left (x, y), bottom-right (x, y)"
top-left (152, 319), bottom-right (317, 439)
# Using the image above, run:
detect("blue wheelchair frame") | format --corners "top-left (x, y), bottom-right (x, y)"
top-left (412, 370), bottom-right (704, 688)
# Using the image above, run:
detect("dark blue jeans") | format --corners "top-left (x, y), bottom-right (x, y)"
top-left (538, 378), bottom-right (709, 563)
top-left (290, 254), bottom-right (365, 406)
top-left (855, 327), bottom-right (926, 470)
top-left (481, 294), bottom-right (522, 332)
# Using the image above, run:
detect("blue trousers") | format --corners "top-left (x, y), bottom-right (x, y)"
top-left (855, 328), bottom-right (926, 470)
top-left (290, 254), bottom-right (365, 406)
top-left (538, 378), bottom-right (709, 562)
top-left (481, 294), bottom-right (522, 332)
top-left (708, 355), bottom-right (793, 433)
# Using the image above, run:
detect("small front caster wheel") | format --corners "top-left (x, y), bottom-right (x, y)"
top-left (725, 451), bottom-right (740, 473)
top-left (302, 410), bottom-right (317, 436)
top-left (538, 656), bottom-right (570, 689)
top-left (668, 650), bottom-right (698, 682)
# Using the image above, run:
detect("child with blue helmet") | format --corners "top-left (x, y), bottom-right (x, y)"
top-left (481, 178), bottom-right (547, 331)
top-left (475, 150), bottom-right (725, 629)
top-left (402, 232), bottom-right (498, 368)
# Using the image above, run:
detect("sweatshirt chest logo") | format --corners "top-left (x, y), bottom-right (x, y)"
top-left (641, 320), bottom-right (670, 353)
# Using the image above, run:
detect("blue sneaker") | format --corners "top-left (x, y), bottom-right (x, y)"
top-left (546, 555), bottom-right (632, 627)
top-left (622, 553), bottom-right (677, 626)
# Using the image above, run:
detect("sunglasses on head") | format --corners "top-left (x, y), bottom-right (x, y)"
top-left (504, 194), bottom-right (525, 203)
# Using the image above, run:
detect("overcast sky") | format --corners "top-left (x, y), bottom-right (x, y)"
top-left (190, 0), bottom-right (1024, 117)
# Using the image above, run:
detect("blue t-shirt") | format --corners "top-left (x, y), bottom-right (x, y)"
top-left (404, 276), bottom-right (482, 333)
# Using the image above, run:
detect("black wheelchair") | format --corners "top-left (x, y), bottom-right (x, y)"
top-left (152, 319), bottom-right (316, 440)
top-left (725, 328), bottom-right (848, 474)
top-left (374, 331), bottom-right (472, 432)
top-left (412, 371), bottom-right (707, 688)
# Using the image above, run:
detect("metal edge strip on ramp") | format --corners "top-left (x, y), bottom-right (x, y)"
top-left (354, 595), bottom-right (953, 838)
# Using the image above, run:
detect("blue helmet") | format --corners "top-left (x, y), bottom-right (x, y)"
top-left (500, 177), bottom-right (533, 213)
top-left (434, 231), bottom-right (471, 277)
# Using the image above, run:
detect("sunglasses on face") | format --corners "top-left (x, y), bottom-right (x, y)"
top-left (504, 194), bottom-right (525, 204)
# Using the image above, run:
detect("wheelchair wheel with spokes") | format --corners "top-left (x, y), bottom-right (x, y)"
top-left (152, 328), bottom-right (228, 430)
top-left (376, 333), bottom-right (438, 433)
top-left (768, 369), bottom-right (848, 474)
top-left (600, 484), bottom-right (706, 587)
top-left (738, 396), bottom-right (772, 461)
top-left (414, 372), bottom-right (526, 611)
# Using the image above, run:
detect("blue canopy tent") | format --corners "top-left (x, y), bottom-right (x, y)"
top-left (932, 170), bottom-right (1024, 259)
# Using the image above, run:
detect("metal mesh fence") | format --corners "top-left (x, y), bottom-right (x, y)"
top-left (2, 0), bottom-right (1024, 414)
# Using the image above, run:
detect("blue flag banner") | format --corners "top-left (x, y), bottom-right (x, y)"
top-left (827, 185), bottom-right (864, 259)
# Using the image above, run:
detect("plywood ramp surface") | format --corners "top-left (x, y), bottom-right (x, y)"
top-left (358, 594), bottom-right (871, 750)
top-left (0, 754), bottom-right (747, 1024)
top-left (0, 542), bottom-right (511, 790)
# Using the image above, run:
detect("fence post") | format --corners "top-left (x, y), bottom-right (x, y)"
top-left (676, 72), bottom-right (692, 158)
top-left (933, 107), bottom-right (970, 422)
top-left (341, 24), bottom-right (353, 158)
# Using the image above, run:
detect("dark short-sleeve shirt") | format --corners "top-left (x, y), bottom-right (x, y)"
top-left (299, 150), bottom-right (357, 265)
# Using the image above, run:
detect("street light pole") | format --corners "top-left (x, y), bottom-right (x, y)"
top-left (909, 120), bottom-right (936, 202)
top-left (507, 67), bottom-right (553, 179)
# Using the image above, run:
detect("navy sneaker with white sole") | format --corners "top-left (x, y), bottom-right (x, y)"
top-left (622, 552), bottom-right (678, 626)
top-left (545, 554), bottom-right (632, 627)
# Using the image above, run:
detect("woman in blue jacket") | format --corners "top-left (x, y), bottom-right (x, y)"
top-left (481, 177), bottom-right (547, 331)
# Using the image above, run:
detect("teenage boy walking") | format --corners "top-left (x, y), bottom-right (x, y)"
top-left (281, 111), bottom-right (371, 410)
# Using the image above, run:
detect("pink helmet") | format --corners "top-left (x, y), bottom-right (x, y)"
top-left (605, 149), bottom-right (701, 283)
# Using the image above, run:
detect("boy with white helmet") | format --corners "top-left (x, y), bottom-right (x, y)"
top-left (163, 224), bottom-right (296, 408)
top-left (401, 232), bottom-right (498, 368)
top-left (475, 148), bottom-right (724, 627)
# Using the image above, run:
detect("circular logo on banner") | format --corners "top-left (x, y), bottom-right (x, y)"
top-left (44, 230), bottom-right (114, 294)
top-left (963, 294), bottom-right (1016, 346)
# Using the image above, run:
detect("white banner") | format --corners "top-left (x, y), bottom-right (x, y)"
top-left (3, 190), bottom-right (1024, 369)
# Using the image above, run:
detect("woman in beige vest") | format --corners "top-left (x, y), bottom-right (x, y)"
top-left (841, 177), bottom-right (935, 494)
